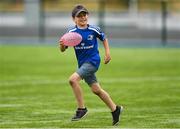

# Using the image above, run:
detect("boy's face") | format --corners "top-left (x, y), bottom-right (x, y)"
top-left (74, 12), bottom-right (88, 27)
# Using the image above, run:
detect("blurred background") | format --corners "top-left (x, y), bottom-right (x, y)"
top-left (0, 0), bottom-right (180, 47)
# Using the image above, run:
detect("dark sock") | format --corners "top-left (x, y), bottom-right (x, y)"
top-left (112, 106), bottom-right (118, 113)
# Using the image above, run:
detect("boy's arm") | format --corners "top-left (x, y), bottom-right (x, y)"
top-left (102, 39), bottom-right (111, 64)
top-left (59, 41), bottom-right (68, 52)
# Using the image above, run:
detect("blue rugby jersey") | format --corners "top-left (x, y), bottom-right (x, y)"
top-left (67, 24), bottom-right (106, 69)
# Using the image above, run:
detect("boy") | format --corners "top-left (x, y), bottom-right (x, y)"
top-left (59, 4), bottom-right (123, 126)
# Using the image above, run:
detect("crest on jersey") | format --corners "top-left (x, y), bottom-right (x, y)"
top-left (87, 35), bottom-right (94, 40)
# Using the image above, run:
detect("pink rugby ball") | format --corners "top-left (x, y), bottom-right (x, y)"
top-left (60, 32), bottom-right (82, 47)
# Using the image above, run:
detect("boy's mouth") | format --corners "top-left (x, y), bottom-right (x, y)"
top-left (80, 19), bottom-right (86, 22)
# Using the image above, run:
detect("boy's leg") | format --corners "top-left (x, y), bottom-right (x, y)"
top-left (90, 83), bottom-right (116, 112)
top-left (69, 72), bottom-right (88, 121)
top-left (69, 72), bottom-right (85, 109)
top-left (90, 83), bottom-right (123, 125)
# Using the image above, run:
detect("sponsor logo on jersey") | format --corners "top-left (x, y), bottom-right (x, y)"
top-left (75, 45), bottom-right (94, 50)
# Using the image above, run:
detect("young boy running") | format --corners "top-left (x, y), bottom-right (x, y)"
top-left (59, 4), bottom-right (123, 126)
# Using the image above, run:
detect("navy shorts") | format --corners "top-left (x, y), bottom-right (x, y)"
top-left (76, 62), bottom-right (98, 86)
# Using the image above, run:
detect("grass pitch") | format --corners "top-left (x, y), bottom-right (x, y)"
top-left (0, 45), bottom-right (180, 128)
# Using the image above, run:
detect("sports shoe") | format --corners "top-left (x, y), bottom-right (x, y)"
top-left (111, 105), bottom-right (123, 126)
top-left (71, 108), bottom-right (88, 121)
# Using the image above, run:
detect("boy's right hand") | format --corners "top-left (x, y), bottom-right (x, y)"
top-left (59, 40), bottom-right (68, 52)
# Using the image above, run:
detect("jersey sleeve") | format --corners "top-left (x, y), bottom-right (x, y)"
top-left (97, 29), bottom-right (106, 41)
top-left (89, 25), bottom-right (106, 41)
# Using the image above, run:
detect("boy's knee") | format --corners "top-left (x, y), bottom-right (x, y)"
top-left (91, 85), bottom-right (101, 95)
top-left (92, 89), bottom-right (101, 95)
top-left (69, 77), bottom-right (76, 85)
top-left (69, 74), bottom-right (80, 86)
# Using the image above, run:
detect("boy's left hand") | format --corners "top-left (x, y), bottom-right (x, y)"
top-left (104, 55), bottom-right (111, 64)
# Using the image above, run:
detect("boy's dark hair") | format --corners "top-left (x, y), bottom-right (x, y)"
top-left (72, 4), bottom-right (89, 18)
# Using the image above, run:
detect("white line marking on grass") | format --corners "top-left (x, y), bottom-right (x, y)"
top-left (0, 104), bottom-right (24, 107)
top-left (30, 108), bottom-right (110, 115)
top-left (100, 76), bottom-right (180, 83)
top-left (0, 80), bottom-right (67, 86)
top-left (0, 76), bottom-right (180, 86)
